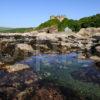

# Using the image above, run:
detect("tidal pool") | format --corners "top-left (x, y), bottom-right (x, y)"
top-left (20, 52), bottom-right (100, 99)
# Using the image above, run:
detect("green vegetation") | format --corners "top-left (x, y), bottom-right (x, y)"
top-left (36, 19), bottom-right (60, 30)
top-left (37, 14), bottom-right (100, 32)
top-left (0, 27), bottom-right (34, 33)
top-left (58, 18), bottom-right (80, 32)
top-left (0, 27), bottom-right (13, 31)
top-left (79, 14), bottom-right (100, 28)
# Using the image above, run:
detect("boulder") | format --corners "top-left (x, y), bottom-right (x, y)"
top-left (78, 53), bottom-right (86, 59)
top-left (90, 56), bottom-right (100, 62)
top-left (91, 45), bottom-right (100, 57)
top-left (64, 27), bottom-right (73, 34)
top-left (16, 43), bottom-right (33, 52)
top-left (77, 28), bottom-right (100, 37)
top-left (90, 56), bottom-right (100, 67)
top-left (95, 46), bottom-right (100, 53)
top-left (14, 44), bottom-right (34, 60)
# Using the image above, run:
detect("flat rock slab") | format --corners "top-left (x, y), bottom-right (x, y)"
top-left (5, 64), bottom-right (30, 73)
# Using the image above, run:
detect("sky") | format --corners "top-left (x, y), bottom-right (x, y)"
top-left (0, 0), bottom-right (100, 28)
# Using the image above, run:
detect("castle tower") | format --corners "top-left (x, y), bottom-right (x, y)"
top-left (50, 15), bottom-right (65, 22)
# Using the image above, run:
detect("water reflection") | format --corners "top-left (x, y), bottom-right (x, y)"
top-left (20, 52), bottom-right (93, 71)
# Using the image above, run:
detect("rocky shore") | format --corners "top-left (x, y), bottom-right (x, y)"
top-left (0, 28), bottom-right (100, 66)
top-left (0, 27), bottom-right (100, 100)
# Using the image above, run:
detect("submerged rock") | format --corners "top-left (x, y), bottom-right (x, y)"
top-left (71, 67), bottom-right (100, 84)
top-left (0, 69), bottom-right (38, 100)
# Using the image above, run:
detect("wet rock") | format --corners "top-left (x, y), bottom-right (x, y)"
top-left (78, 53), bottom-right (87, 59)
top-left (71, 67), bottom-right (100, 84)
top-left (95, 46), bottom-right (100, 54)
top-left (16, 91), bottom-right (29, 100)
top-left (90, 56), bottom-right (100, 62)
top-left (95, 62), bottom-right (100, 67)
top-left (90, 56), bottom-right (100, 68)
top-left (0, 69), bottom-right (38, 100)
top-left (0, 28), bottom-right (99, 66)
top-left (0, 62), bottom-right (4, 68)
top-left (12, 43), bottom-right (34, 61)
top-left (5, 64), bottom-right (30, 73)
top-left (0, 70), bottom-right (6, 78)
top-left (31, 87), bottom-right (63, 100)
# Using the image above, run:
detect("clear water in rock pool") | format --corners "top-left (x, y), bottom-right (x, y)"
top-left (20, 52), bottom-right (100, 98)
top-left (21, 52), bottom-right (93, 71)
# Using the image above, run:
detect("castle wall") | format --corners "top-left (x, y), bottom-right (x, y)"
top-left (50, 15), bottom-right (65, 21)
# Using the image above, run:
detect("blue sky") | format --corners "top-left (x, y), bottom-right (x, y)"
top-left (0, 0), bottom-right (99, 27)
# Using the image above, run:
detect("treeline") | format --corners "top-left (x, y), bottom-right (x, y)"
top-left (0, 27), bottom-right (34, 33)
top-left (36, 14), bottom-right (100, 32)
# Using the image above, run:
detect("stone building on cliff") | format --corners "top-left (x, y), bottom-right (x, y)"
top-left (50, 15), bottom-right (65, 22)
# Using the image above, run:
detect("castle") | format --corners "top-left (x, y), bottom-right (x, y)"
top-left (50, 15), bottom-right (65, 22)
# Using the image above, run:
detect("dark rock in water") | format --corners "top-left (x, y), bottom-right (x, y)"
top-left (91, 44), bottom-right (100, 57)
top-left (71, 67), bottom-right (100, 85)
top-left (0, 69), bottom-right (38, 100)
top-left (95, 62), bottom-right (100, 68)
top-left (0, 71), bottom-right (6, 78)
top-left (31, 80), bottom-right (82, 100)
top-left (0, 69), bottom-right (83, 100)
top-left (0, 92), bottom-right (7, 100)
top-left (31, 86), bottom-right (64, 100)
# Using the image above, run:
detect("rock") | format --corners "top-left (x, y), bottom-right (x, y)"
top-left (38, 26), bottom-right (58, 33)
top-left (78, 53), bottom-right (86, 59)
top-left (5, 64), bottom-right (30, 72)
top-left (95, 46), bottom-right (100, 53)
top-left (17, 91), bottom-right (28, 100)
top-left (0, 42), bottom-right (35, 63)
top-left (91, 44), bottom-right (100, 57)
top-left (95, 62), bottom-right (100, 67)
top-left (71, 67), bottom-right (100, 84)
top-left (22, 31), bottom-right (38, 36)
top-left (93, 33), bottom-right (100, 37)
top-left (16, 43), bottom-right (33, 52)
top-left (0, 69), bottom-right (38, 100)
top-left (90, 56), bottom-right (100, 67)
top-left (0, 62), bottom-right (4, 67)
top-left (14, 44), bottom-right (34, 60)
top-left (31, 87), bottom-right (63, 100)
top-left (77, 28), bottom-right (100, 37)
top-left (0, 28), bottom-right (100, 64)
top-left (64, 27), bottom-right (73, 34)
top-left (90, 56), bottom-right (100, 62)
